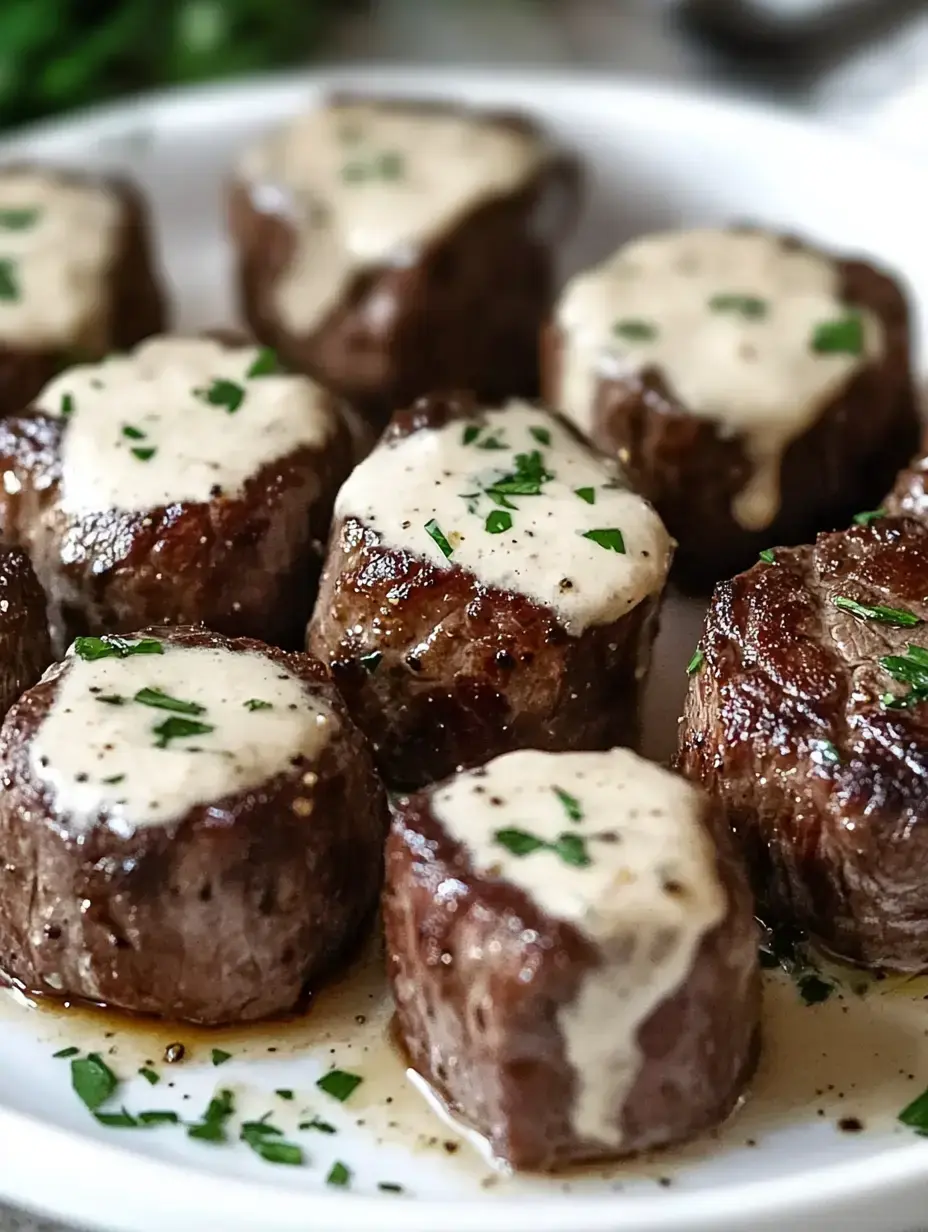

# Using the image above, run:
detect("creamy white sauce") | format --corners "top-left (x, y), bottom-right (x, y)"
top-left (30, 640), bottom-right (335, 836)
top-left (36, 336), bottom-right (338, 514)
top-left (0, 171), bottom-right (119, 350)
top-left (431, 747), bottom-right (726, 1149)
top-left (335, 401), bottom-right (672, 635)
top-left (556, 230), bottom-right (884, 530)
top-left (238, 100), bottom-right (544, 333)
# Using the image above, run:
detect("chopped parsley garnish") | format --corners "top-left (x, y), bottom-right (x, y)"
top-left (815, 740), bottom-right (841, 765)
top-left (187, 1088), bottom-right (234, 1143)
top-left (798, 973), bottom-right (834, 1006)
top-left (613, 318), bottom-right (657, 342)
top-left (74, 635), bottom-right (164, 661)
top-left (461, 425), bottom-right (481, 446)
top-left (574, 487), bottom-right (595, 505)
top-left (152, 716), bottom-right (215, 749)
top-left (582, 528), bottom-right (626, 554)
top-left (53, 1046), bottom-right (79, 1059)
top-left (378, 1183), bottom-right (404, 1194)
top-left (137, 1110), bottom-right (179, 1125)
top-left (243, 698), bottom-right (272, 711)
top-left (316, 1069), bottom-right (363, 1103)
top-left (71, 1053), bottom-right (118, 1111)
top-left (135, 687), bottom-right (205, 716)
top-left (131, 446), bottom-right (156, 462)
top-left (487, 450), bottom-right (552, 499)
top-left (299, 1116), bottom-right (336, 1133)
top-left (899, 1086), bottom-right (928, 1134)
top-left (879, 644), bottom-right (928, 709)
top-left (494, 827), bottom-right (591, 868)
top-left (811, 315), bottom-right (864, 356)
top-left (122, 424), bottom-right (146, 440)
top-left (477, 433), bottom-right (507, 451)
top-left (61, 393), bottom-right (75, 418)
top-left (832, 596), bottom-right (922, 628)
top-left (530, 426), bottom-right (551, 446)
top-left (709, 293), bottom-right (768, 319)
top-left (275, 1089), bottom-right (294, 1101)
top-left (241, 1119), bottom-right (303, 1165)
top-left (485, 510), bottom-right (512, 534)
top-left (425, 518), bottom-right (453, 559)
top-left (0, 207), bottom-right (39, 230)
top-left (102, 774), bottom-right (125, 785)
top-left (853, 508), bottom-right (886, 527)
top-left (359, 651), bottom-right (382, 674)
top-left (687, 649), bottom-right (705, 676)
top-left (139, 1067), bottom-right (160, 1085)
top-left (759, 549), bottom-right (776, 564)
top-left (0, 258), bottom-right (19, 301)
top-left (210, 1049), bottom-right (232, 1067)
top-left (94, 1107), bottom-right (139, 1128)
top-left (246, 347), bottom-right (280, 378)
top-left (326, 1161), bottom-right (352, 1187)
top-left (553, 786), bottom-right (582, 822)
top-left (194, 378), bottom-right (245, 414)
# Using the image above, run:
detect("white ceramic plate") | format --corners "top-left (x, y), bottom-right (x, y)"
top-left (2, 67), bottom-right (928, 1232)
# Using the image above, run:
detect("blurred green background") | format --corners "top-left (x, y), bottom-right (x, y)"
top-left (0, 0), bottom-right (355, 129)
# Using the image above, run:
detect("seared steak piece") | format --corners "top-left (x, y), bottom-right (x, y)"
top-left (0, 546), bottom-right (51, 719)
top-left (0, 335), bottom-right (352, 652)
top-left (0, 625), bottom-right (387, 1024)
top-left (385, 747), bottom-right (759, 1171)
top-left (677, 511), bottom-right (928, 971)
top-left (229, 95), bottom-right (580, 426)
top-left (543, 228), bottom-right (918, 589)
top-left (307, 392), bottom-right (673, 789)
top-left (0, 165), bottom-right (166, 416)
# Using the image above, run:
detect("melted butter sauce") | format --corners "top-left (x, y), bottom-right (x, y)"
top-left (3, 939), bottom-right (926, 1192)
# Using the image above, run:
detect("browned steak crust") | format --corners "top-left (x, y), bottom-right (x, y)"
top-left (228, 98), bottom-right (580, 425)
top-left (677, 515), bottom-right (928, 970)
top-left (0, 545), bottom-right (51, 719)
top-left (543, 246), bottom-right (919, 591)
top-left (385, 785), bottom-right (760, 1171)
top-left (0, 626), bottom-right (388, 1024)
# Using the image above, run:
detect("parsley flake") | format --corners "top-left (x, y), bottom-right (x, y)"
top-left (131, 447), bottom-right (156, 462)
top-left (687, 649), bottom-right (705, 676)
top-left (135, 687), bottom-right (205, 716)
top-left (194, 378), bottom-right (245, 414)
top-left (211, 1049), bottom-right (232, 1067)
top-left (359, 651), bottom-right (382, 674)
top-left (139, 1067), bottom-right (160, 1085)
top-left (246, 347), bottom-right (280, 378)
top-left (152, 716), bottom-right (215, 749)
top-left (0, 207), bottom-right (39, 230)
top-left (530, 426), bottom-right (552, 446)
top-left (880, 645), bottom-right (928, 710)
top-left (574, 487), bottom-right (595, 505)
top-left (378, 1182), bottom-right (404, 1194)
top-left (299, 1116), bottom-right (336, 1133)
top-left (187, 1088), bottom-right (234, 1143)
top-left (275, 1089), bottom-right (294, 1101)
top-left (832, 596), bottom-right (922, 628)
top-left (461, 425), bottom-right (481, 446)
top-left (759, 549), bottom-right (776, 564)
top-left (425, 518), bottom-right (453, 559)
top-left (899, 1086), bottom-right (928, 1135)
top-left (74, 635), bottom-right (164, 661)
top-left (494, 828), bottom-right (591, 868)
top-left (853, 508), bottom-right (886, 527)
top-left (613, 318), bottom-right (657, 342)
top-left (53, 1046), bottom-right (79, 1059)
top-left (244, 698), bottom-right (272, 711)
top-left (709, 293), bottom-right (768, 319)
top-left (582, 528), bottom-right (625, 554)
top-left (327, 1161), bottom-right (352, 1187)
top-left (94, 1107), bottom-right (139, 1128)
top-left (485, 510), bottom-right (512, 534)
top-left (811, 315), bottom-right (864, 356)
top-left (71, 1053), bottom-right (118, 1111)
top-left (553, 786), bottom-right (582, 822)
top-left (137, 1110), bottom-right (179, 1125)
top-left (477, 433), bottom-right (507, 451)
top-left (0, 258), bottom-right (19, 301)
top-left (60, 393), bottom-right (75, 418)
top-left (241, 1119), bottom-right (303, 1165)
top-left (122, 424), bottom-right (146, 441)
top-left (316, 1069), bottom-right (363, 1103)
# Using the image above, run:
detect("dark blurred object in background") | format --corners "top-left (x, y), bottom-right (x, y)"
top-left (0, 0), bottom-right (359, 129)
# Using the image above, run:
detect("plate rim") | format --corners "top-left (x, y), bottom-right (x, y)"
top-left (1, 65), bottom-right (928, 1232)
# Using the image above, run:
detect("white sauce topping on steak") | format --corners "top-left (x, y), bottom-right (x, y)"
top-left (30, 638), bottom-right (335, 836)
top-left (336, 401), bottom-right (671, 636)
top-left (238, 99), bottom-right (544, 334)
top-left (431, 747), bottom-right (726, 1149)
top-left (556, 229), bottom-right (884, 530)
top-left (0, 171), bottom-right (120, 350)
top-left (37, 336), bottom-right (337, 515)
